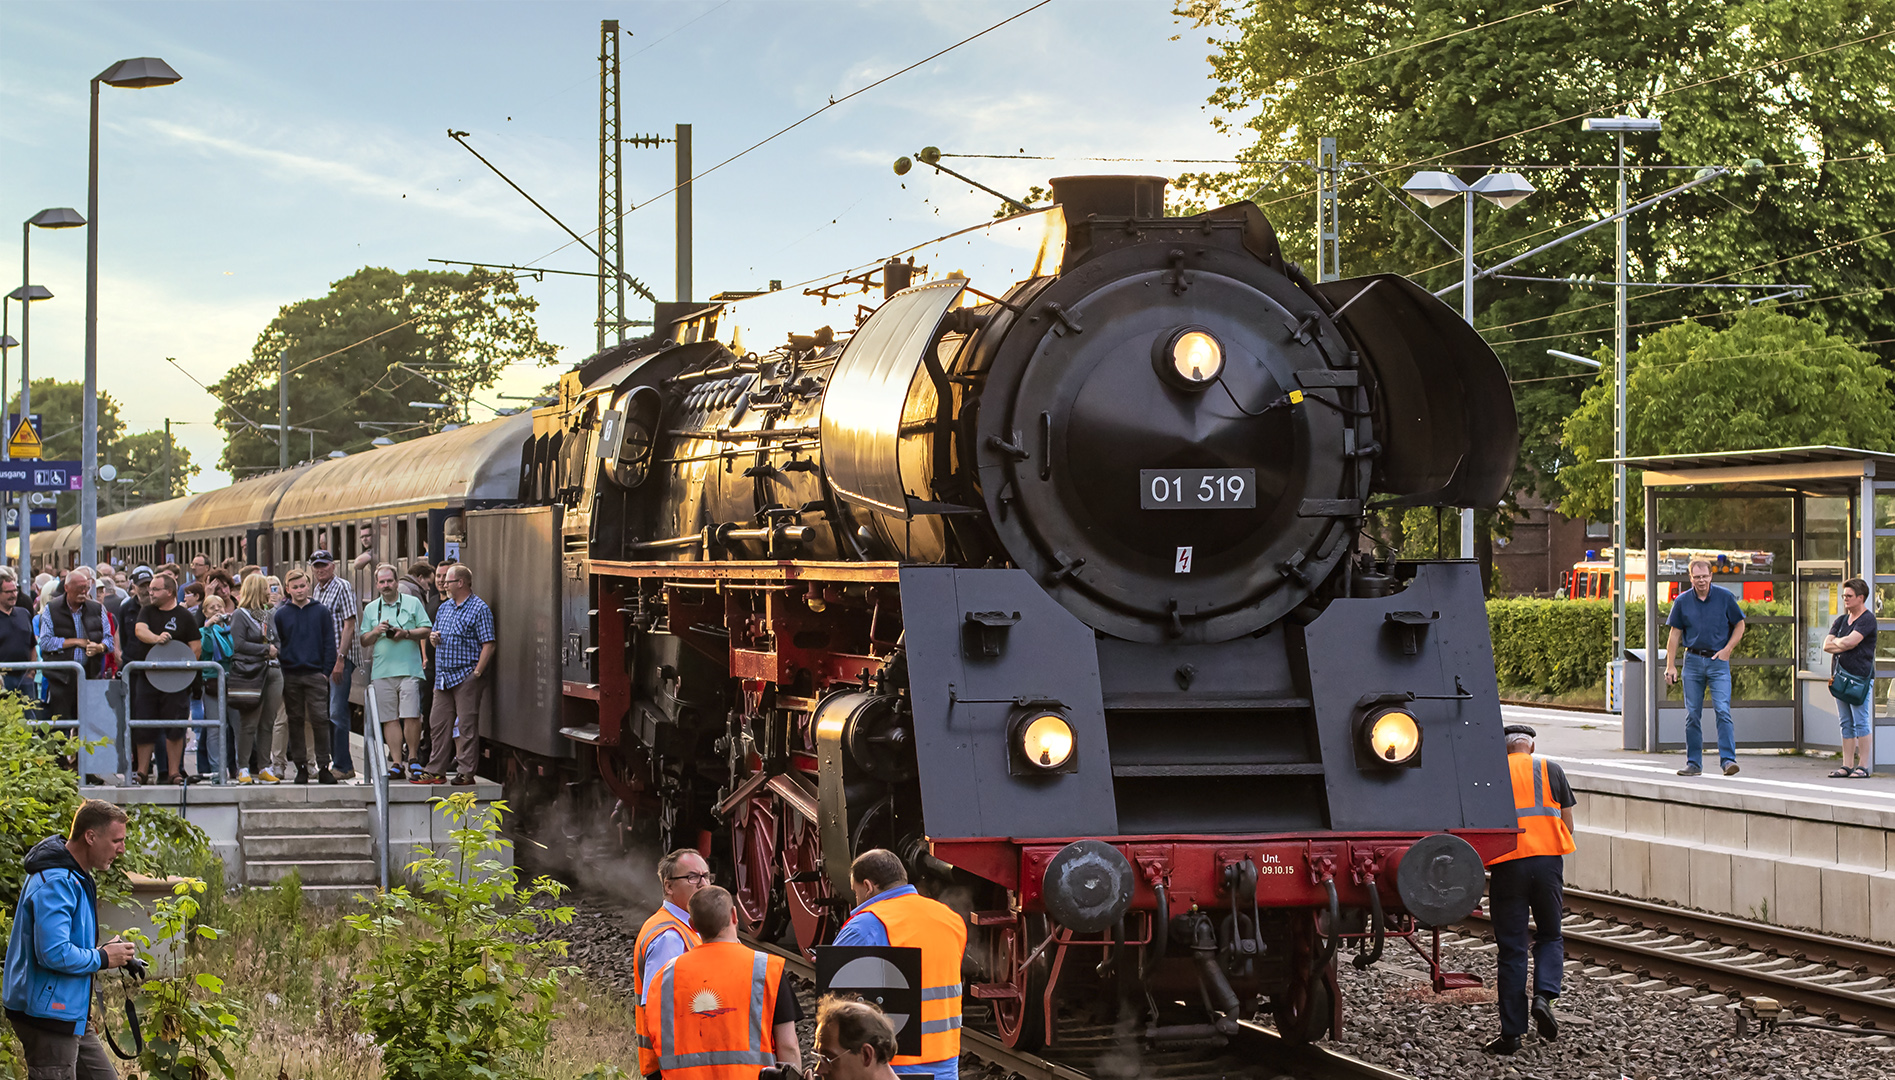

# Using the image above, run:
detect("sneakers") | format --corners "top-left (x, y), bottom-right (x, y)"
top-left (415, 772), bottom-right (446, 785)
top-left (317, 768), bottom-right (337, 785)
top-left (236, 769), bottom-right (254, 784)
top-left (1531, 993), bottom-right (1559, 1040)
top-left (333, 768), bottom-right (357, 781)
top-left (1723, 761), bottom-right (1741, 776)
top-left (1676, 764), bottom-right (1702, 776)
top-left (258, 768), bottom-right (282, 784)
top-left (450, 773), bottom-right (476, 786)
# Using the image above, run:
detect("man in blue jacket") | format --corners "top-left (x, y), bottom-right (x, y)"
top-left (4, 799), bottom-right (138, 1077)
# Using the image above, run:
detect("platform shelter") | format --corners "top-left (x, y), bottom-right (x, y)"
top-left (1609, 447), bottom-right (1894, 769)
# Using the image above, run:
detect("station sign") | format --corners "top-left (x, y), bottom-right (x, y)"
top-left (0, 461), bottom-right (82, 492)
top-left (3, 508), bottom-right (55, 530)
top-left (7, 414), bottom-right (43, 460)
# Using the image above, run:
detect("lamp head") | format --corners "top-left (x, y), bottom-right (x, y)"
top-left (0, 336), bottom-right (16, 349)
top-left (6, 286), bottom-right (53, 302)
top-left (1581, 115), bottom-right (1662, 134)
top-left (1401, 170), bottom-right (1468, 208)
top-left (1469, 172), bottom-right (1535, 209)
top-left (28, 208), bottom-right (86, 230)
top-left (98, 57), bottom-right (182, 88)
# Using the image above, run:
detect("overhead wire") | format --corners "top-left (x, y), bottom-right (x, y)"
top-left (1297, 0), bottom-right (1581, 81)
top-left (522, 0), bottom-right (1054, 270)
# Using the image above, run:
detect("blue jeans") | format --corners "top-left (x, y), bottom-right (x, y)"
top-left (1839, 694), bottom-right (1873, 739)
top-left (330, 656), bottom-right (356, 772)
top-left (1682, 652), bottom-right (1735, 768)
top-left (1489, 854), bottom-right (1565, 1038)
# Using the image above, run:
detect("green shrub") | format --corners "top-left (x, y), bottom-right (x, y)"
top-left (346, 792), bottom-right (579, 1080)
top-left (120, 878), bottom-right (245, 1080)
top-left (1488, 598), bottom-right (1795, 698)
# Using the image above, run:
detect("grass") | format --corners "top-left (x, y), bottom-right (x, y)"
top-left (1497, 680), bottom-right (1610, 710)
top-left (122, 876), bottom-right (636, 1080)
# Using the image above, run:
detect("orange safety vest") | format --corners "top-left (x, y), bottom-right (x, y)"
top-left (1488, 753), bottom-right (1576, 865)
top-left (653, 941), bottom-right (785, 1080)
top-left (859, 891), bottom-right (967, 1067)
top-left (634, 905), bottom-right (702, 1076)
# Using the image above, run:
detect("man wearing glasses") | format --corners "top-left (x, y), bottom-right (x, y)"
top-left (634, 849), bottom-right (709, 1077)
top-left (813, 997), bottom-right (900, 1080)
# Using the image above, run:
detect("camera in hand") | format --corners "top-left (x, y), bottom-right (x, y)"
top-left (123, 956), bottom-right (149, 981)
top-left (758, 1065), bottom-right (804, 1080)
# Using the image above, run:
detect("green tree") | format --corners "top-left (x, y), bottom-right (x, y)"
top-left (211, 267), bottom-right (559, 476)
top-left (4, 380), bottom-right (194, 523)
top-left (1558, 308), bottom-right (1895, 525)
top-left (1174, 0), bottom-right (1895, 505)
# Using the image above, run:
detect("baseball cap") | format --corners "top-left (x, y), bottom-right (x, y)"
top-left (309, 549), bottom-right (335, 565)
top-left (130, 565), bottom-right (154, 585)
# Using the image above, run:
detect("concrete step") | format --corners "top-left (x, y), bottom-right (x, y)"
top-left (240, 806), bottom-right (368, 835)
top-left (240, 832), bottom-right (374, 860)
top-left (244, 859), bottom-right (378, 887)
top-left (300, 883), bottom-right (381, 906)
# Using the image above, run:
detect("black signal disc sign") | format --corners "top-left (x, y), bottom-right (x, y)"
top-left (1140, 468), bottom-right (1256, 510)
top-left (814, 945), bottom-right (923, 1057)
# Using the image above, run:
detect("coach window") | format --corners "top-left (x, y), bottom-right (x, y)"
top-left (396, 519), bottom-right (409, 559)
top-left (345, 525), bottom-right (356, 563)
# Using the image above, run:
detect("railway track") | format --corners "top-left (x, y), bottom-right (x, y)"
top-left (752, 937), bottom-right (1417, 1080)
top-left (1461, 887), bottom-right (1895, 1031)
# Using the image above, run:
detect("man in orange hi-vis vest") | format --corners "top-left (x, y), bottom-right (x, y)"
top-left (1481, 724), bottom-right (1576, 1057)
top-left (651, 886), bottom-right (803, 1080)
top-left (635, 849), bottom-right (709, 1078)
top-left (831, 850), bottom-right (966, 1080)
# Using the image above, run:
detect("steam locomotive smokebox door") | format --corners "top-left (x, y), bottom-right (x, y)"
top-left (900, 567), bottom-right (1118, 840)
top-left (1298, 562), bottom-right (1515, 831)
top-left (815, 946), bottom-right (923, 1057)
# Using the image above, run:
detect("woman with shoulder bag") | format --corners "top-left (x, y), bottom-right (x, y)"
top-left (229, 575), bottom-right (285, 783)
top-left (1823, 577), bottom-right (1878, 779)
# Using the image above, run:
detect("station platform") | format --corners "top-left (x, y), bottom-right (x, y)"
top-left (1505, 703), bottom-right (1895, 944)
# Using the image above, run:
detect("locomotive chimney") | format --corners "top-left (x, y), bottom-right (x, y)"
top-left (1049, 175), bottom-right (1169, 223)
top-left (1048, 175), bottom-right (1170, 274)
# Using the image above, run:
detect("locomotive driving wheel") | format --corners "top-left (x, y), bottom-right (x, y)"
top-left (781, 811), bottom-right (835, 954)
top-left (731, 795), bottom-right (782, 939)
top-left (986, 912), bottom-right (1050, 1051)
top-left (1273, 914), bottom-right (1338, 1044)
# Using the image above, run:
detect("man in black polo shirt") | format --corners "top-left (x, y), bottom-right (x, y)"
top-left (0, 573), bottom-right (39, 703)
top-left (131, 574), bottom-right (200, 784)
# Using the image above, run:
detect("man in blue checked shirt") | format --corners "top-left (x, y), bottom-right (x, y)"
top-left (424, 563), bottom-right (494, 785)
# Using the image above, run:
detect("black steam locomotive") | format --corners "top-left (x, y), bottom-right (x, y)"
top-left (535, 176), bottom-right (1522, 1046)
top-left (65, 176), bottom-right (1523, 1047)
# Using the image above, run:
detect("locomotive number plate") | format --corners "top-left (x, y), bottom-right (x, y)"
top-left (1140, 468), bottom-right (1256, 510)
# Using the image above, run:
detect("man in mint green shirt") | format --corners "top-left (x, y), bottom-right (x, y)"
top-left (360, 564), bottom-right (432, 781)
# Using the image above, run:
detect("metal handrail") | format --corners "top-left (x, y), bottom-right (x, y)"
top-left (122, 660), bottom-right (229, 785)
top-left (0, 660), bottom-right (88, 731)
top-left (361, 676), bottom-right (391, 891)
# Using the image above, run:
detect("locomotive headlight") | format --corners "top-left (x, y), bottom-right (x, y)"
top-left (1017, 713), bottom-right (1076, 771)
top-left (1156, 327), bottom-right (1224, 390)
top-left (1364, 709), bottom-right (1422, 766)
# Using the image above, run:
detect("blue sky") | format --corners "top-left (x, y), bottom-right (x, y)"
top-left (0, 1), bottom-right (1242, 490)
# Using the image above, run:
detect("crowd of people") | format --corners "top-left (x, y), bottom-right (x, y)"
top-left (0, 548), bottom-right (495, 788)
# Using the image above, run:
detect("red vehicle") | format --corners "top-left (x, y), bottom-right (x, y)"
top-left (1567, 548), bottom-right (1776, 602)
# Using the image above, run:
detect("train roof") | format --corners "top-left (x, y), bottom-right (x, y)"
top-left (270, 412), bottom-right (532, 526)
top-left (173, 464), bottom-right (314, 541)
top-left (98, 493), bottom-right (201, 548)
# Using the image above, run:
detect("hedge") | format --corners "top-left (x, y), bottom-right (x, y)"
top-left (1487, 599), bottom-right (1793, 697)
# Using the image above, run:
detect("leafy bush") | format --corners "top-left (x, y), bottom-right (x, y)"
top-left (346, 793), bottom-right (579, 1080)
top-left (1489, 598), bottom-right (1795, 697)
top-left (118, 879), bottom-right (245, 1080)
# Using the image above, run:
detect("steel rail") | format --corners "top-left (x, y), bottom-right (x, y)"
top-left (751, 936), bottom-right (1416, 1080)
top-left (1462, 889), bottom-right (1895, 1030)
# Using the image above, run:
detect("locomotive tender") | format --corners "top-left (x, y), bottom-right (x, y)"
top-left (58, 176), bottom-right (1523, 1046)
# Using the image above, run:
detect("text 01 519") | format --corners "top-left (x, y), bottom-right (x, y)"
top-left (1139, 469), bottom-right (1257, 510)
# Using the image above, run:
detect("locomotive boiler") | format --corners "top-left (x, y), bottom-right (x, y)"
top-left (527, 175), bottom-right (1524, 1046)
top-left (60, 174), bottom-right (1526, 1049)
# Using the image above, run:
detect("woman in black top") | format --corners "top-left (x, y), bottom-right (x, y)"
top-left (1822, 577), bottom-right (1878, 778)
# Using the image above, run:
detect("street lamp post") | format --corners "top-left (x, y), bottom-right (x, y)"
top-left (83, 57), bottom-right (182, 569)
top-left (1400, 169), bottom-right (1536, 559)
top-left (20, 209), bottom-right (85, 574)
top-left (1582, 115), bottom-right (1663, 672)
